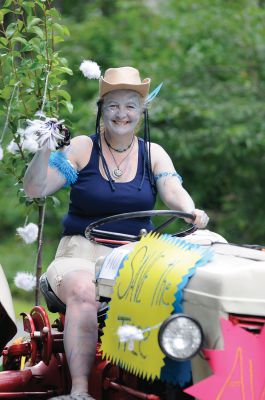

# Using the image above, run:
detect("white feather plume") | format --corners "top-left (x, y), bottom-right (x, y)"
top-left (14, 272), bottom-right (36, 291)
top-left (16, 223), bottom-right (38, 244)
top-left (79, 60), bottom-right (101, 79)
top-left (24, 117), bottom-right (65, 151)
top-left (0, 145), bottom-right (3, 160)
top-left (22, 137), bottom-right (39, 153)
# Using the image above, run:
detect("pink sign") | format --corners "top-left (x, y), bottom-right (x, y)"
top-left (185, 318), bottom-right (265, 400)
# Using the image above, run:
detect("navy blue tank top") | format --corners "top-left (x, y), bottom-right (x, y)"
top-left (62, 134), bottom-right (156, 237)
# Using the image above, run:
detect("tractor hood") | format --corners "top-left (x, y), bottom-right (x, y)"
top-left (0, 264), bottom-right (17, 353)
top-left (183, 231), bottom-right (265, 315)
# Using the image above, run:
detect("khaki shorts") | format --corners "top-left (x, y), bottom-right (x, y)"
top-left (46, 235), bottom-right (112, 296)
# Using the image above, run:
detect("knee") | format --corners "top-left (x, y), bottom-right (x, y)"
top-left (67, 279), bottom-right (95, 307)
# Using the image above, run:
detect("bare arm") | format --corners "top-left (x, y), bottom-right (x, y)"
top-left (23, 135), bottom-right (92, 198)
top-left (151, 143), bottom-right (209, 228)
top-left (23, 147), bottom-right (65, 198)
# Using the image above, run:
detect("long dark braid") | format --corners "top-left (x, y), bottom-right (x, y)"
top-left (95, 100), bottom-right (115, 191)
top-left (138, 108), bottom-right (156, 194)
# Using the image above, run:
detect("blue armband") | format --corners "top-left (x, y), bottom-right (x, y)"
top-left (48, 151), bottom-right (78, 187)
top-left (154, 171), bottom-right (183, 184)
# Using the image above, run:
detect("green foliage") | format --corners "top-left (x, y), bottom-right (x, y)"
top-left (0, 0), bottom-right (72, 200)
top-left (0, 0), bottom-right (72, 298)
top-left (59, 0), bottom-right (265, 244)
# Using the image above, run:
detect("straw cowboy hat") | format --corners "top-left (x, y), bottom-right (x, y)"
top-left (99, 66), bottom-right (151, 98)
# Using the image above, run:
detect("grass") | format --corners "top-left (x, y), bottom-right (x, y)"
top-left (13, 296), bottom-right (58, 327)
top-left (13, 296), bottom-right (35, 319)
top-left (13, 296), bottom-right (54, 318)
top-left (0, 237), bottom-right (57, 283)
top-left (0, 236), bottom-right (57, 324)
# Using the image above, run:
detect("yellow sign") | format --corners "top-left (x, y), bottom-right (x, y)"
top-left (101, 233), bottom-right (207, 380)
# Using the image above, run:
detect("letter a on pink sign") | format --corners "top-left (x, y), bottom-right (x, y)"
top-left (184, 319), bottom-right (265, 400)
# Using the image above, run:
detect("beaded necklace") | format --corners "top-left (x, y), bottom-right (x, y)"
top-left (104, 132), bottom-right (135, 153)
top-left (106, 136), bottom-right (135, 180)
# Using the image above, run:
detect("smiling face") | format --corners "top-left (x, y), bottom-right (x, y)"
top-left (102, 89), bottom-right (143, 138)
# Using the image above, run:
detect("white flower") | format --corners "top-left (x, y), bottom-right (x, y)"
top-left (16, 223), bottom-right (38, 244)
top-left (7, 140), bottom-right (20, 154)
top-left (0, 145), bottom-right (3, 160)
top-left (79, 60), bottom-right (101, 79)
top-left (22, 137), bottom-right (39, 153)
top-left (14, 272), bottom-right (36, 291)
top-left (117, 325), bottom-right (144, 351)
top-left (24, 117), bottom-right (65, 151)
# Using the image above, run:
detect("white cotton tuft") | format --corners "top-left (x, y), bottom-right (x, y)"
top-left (7, 140), bottom-right (20, 154)
top-left (14, 272), bottom-right (36, 291)
top-left (24, 117), bottom-right (65, 151)
top-left (79, 60), bottom-right (101, 79)
top-left (117, 325), bottom-right (144, 351)
top-left (16, 223), bottom-right (38, 244)
top-left (0, 145), bottom-right (3, 160)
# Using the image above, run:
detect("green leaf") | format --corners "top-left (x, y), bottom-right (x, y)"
top-left (5, 22), bottom-right (17, 38)
top-left (28, 37), bottom-right (44, 53)
top-left (57, 89), bottom-right (71, 102)
top-left (1, 86), bottom-right (12, 100)
top-left (61, 100), bottom-right (74, 114)
top-left (27, 17), bottom-right (42, 30)
top-left (32, 26), bottom-right (45, 39)
top-left (45, 8), bottom-right (61, 18)
top-left (17, 20), bottom-right (24, 31)
top-left (21, 42), bottom-right (33, 52)
top-left (57, 66), bottom-right (73, 75)
top-left (53, 23), bottom-right (70, 36)
top-left (3, 0), bottom-right (12, 7)
top-left (0, 37), bottom-right (8, 47)
top-left (22, 1), bottom-right (35, 8)
top-left (11, 37), bottom-right (28, 46)
top-left (49, 196), bottom-right (61, 207)
top-left (0, 9), bottom-right (11, 23)
top-left (53, 36), bottom-right (65, 44)
top-left (29, 61), bottom-right (43, 71)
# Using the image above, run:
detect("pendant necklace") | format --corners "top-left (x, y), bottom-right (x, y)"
top-left (106, 137), bottom-right (135, 180)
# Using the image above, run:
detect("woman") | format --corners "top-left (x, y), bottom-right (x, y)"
top-left (23, 66), bottom-right (209, 400)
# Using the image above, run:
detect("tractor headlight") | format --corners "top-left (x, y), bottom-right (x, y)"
top-left (158, 314), bottom-right (203, 361)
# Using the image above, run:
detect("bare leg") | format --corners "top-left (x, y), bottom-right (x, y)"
top-left (58, 270), bottom-right (98, 395)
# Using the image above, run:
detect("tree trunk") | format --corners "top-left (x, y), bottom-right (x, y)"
top-left (35, 202), bottom-right (46, 306)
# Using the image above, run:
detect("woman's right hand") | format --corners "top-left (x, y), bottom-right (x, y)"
top-left (185, 209), bottom-right (209, 229)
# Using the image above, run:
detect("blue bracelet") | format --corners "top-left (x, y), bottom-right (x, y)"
top-left (49, 151), bottom-right (78, 187)
top-left (154, 171), bottom-right (183, 184)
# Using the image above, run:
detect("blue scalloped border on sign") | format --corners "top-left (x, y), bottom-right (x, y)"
top-left (160, 235), bottom-right (214, 386)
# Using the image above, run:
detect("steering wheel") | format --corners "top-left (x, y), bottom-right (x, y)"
top-left (85, 210), bottom-right (197, 243)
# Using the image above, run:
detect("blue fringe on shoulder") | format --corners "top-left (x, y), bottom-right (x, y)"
top-left (48, 151), bottom-right (78, 187)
